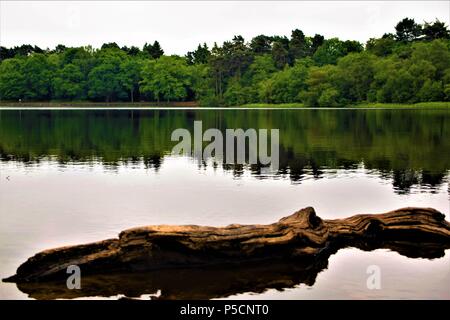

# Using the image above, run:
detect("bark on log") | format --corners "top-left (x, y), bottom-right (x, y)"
top-left (3, 207), bottom-right (450, 299)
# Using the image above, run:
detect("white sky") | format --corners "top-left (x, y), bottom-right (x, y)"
top-left (1, 1), bottom-right (449, 55)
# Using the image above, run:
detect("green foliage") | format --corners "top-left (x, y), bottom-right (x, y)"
top-left (0, 18), bottom-right (449, 106)
top-left (244, 54), bottom-right (277, 85)
top-left (250, 35), bottom-right (273, 54)
top-left (386, 69), bottom-right (416, 103)
top-left (367, 40), bottom-right (450, 104)
top-left (395, 18), bottom-right (422, 42)
top-left (189, 63), bottom-right (214, 102)
top-left (186, 43), bottom-right (210, 65)
top-left (259, 58), bottom-right (311, 103)
top-left (299, 65), bottom-right (340, 106)
top-left (223, 78), bottom-right (249, 106)
top-left (334, 52), bottom-right (376, 103)
top-left (140, 55), bottom-right (191, 102)
top-left (366, 37), bottom-right (396, 56)
top-left (22, 54), bottom-right (54, 100)
top-left (417, 80), bottom-right (444, 101)
top-left (310, 34), bottom-right (324, 55)
top-left (443, 69), bottom-right (450, 101)
top-left (0, 58), bottom-right (26, 100)
top-left (143, 41), bottom-right (164, 59)
top-left (289, 29), bottom-right (309, 63)
top-left (119, 57), bottom-right (143, 102)
top-left (422, 20), bottom-right (450, 41)
top-left (313, 38), bottom-right (347, 66)
top-left (101, 42), bottom-right (121, 50)
top-left (240, 54), bottom-right (277, 103)
top-left (53, 63), bottom-right (86, 100)
top-left (87, 50), bottom-right (127, 102)
top-left (317, 88), bottom-right (340, 107)
top-left (271, 41), bottom-right (289, 69)
top-left (410, 40), bottom-right (450, 78)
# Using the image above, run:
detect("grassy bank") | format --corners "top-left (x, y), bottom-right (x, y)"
top-left (238, 102), bottom-right (450, 109)
top-left (1, 101), bottom-right (449, 109)
top-left (350, 102), bottom-right (450, 108)
top-left (236, 103), bottom-right (306, 108)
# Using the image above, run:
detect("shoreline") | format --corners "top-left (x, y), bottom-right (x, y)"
top-left (0, 101), bottom-right (200, 108)
top-left (239, 102), bottom-right (450, 109)
top-left (0, 101), bottom-right (449, 109)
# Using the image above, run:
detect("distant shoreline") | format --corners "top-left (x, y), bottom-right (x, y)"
top-left (0, 101), bottom-right (199, 108)
top-left (239, 102), bottom-right (450, 109)
top-left (1, 101), bottom-right (448, 110)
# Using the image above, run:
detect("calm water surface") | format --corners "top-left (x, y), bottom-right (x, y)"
top-left (0, 108), bottom-right (449, 299)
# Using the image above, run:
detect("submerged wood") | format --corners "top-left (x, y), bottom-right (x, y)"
top-left (3, 207), bottom-right (450, 299)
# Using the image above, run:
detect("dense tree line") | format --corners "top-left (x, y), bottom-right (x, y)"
top-left (0, 18), bottom-right (449, 106)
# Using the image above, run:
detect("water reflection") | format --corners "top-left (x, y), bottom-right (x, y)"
top-left (1, 108), bottom-right (449, 300)
top-left (10, 238), bottom-right (450, 300)
top-left (0, 109), bottom-right (448, 194)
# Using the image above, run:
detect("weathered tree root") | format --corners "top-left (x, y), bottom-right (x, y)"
top-left (3, 207), bottom-right (450, 299)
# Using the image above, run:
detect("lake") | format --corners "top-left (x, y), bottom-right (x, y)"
top-left (0, 108), bottom-right (449, 299)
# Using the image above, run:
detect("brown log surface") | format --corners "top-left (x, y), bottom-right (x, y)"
top-left (4, 207), bottom-right (450, 290)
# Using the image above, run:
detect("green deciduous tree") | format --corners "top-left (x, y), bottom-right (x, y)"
top-left (366, 37), bottom-right (397, 57)
top-left (313, 38), bottom-right (347, 66)
top-left (22, 54), bottom-right (53, 100)
top-left (299, 65), bottom-right (340, 106)
top-left (120, 57), bottom-right (143, 102)
top-left (259, 58), bottom-right (312, 103)
top-left (53, 63), bottom-right (86, 100)
top-left (417, 79), bottom-right (444, 101)
top-left (224, 78), bottom-right (249, 106)
top-left (88, 50), bottom-right (127, 102)
top-left (334, 52), bottom-right (376, 103)
top-left (0, 58), bottom-right (26, 100)
top-left (140, 55), bottom-right (191, 102)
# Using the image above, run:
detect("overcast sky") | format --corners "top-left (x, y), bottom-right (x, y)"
top-left (1, 1), bottom-right (449, 55)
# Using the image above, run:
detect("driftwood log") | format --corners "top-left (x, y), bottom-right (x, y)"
top-left (3, 207), bottom-right (450, 299)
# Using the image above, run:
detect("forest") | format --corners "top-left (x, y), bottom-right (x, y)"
top-left (0, 18), bottom-right (449, 107)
